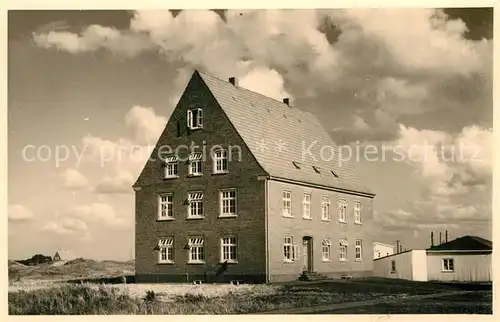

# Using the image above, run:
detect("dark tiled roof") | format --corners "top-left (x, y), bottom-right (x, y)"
top-left (427, 235), bottom-right (492, 251)
top-left (198, 71), bottom-right (374, 196)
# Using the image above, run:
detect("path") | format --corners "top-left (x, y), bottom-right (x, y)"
top-left (256, 290), bottom-right (476, 314)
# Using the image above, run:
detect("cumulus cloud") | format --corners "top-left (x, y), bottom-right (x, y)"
top-left (125, 105), bottom-right (167, 146)
top-left (43, 217), bottom-right (88, 235)
top-left (61, 168), bottom-right (90, 190)
top-left (8, 205), bottom-right (34, 221)
top-left (94, 169), bottom-right (135, 194)
top-left (70, 202), bottom-right (129, 228)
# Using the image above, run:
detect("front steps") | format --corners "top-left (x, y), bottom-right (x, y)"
top-left (298, 271), bottom-right (328, 281)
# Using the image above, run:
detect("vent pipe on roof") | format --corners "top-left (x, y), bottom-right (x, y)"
top-left (439, 232), bottom-right (442, 245)
top-left (445, 230), bottom-right (448, 243)
top-left (229, 77), bottom-right (238, 86)
top-left (283, 98), bottom-right (290, 106)
top-left (431, 231), bottom-right (434, 247)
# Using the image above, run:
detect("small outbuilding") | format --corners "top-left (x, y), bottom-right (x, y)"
top-left (373, 235), bottom-right (492, 282)
top-left (53, 249), bottom-right (77, 262)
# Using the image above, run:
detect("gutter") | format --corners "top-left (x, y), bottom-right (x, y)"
top-left (268, 175), bottom-right (375, 198)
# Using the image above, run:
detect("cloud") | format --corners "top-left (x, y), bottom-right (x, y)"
top-left (61, 168), bottom-right (90, 190)
top-left (70, 202), bottom-right (129, 228)
top-left (239, 67), bottom-right (290, 101)
top-left (125, 105), bottom-right (167, 146)
top-left (8, 205), bottom-right (34, 221)
top-left (43, 217), bottom-right (88, 235)
top-left (94, 169), bottom-right (135, 194)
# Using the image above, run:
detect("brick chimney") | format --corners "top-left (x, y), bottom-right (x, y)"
top-left (229, 77), bottom-right (238, 86)
top-left (283, 98), bottom-right (290, 106)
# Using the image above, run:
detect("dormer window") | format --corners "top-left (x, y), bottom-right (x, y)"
top-left (187, 108), bottom-right (203, 130)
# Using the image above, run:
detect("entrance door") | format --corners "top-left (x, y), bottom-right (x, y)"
top-left (302, 237), bottom-right (313, 272)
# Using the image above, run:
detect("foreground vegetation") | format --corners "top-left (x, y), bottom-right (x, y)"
top-left (9, 282), bottom-right (415, 315)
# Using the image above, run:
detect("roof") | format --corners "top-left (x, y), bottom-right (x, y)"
top-left (373, 242), bottom-right (395, 248)
top-left (197, 71), bottom-right (374, 196)
top-left (426, 235), bottom-right (492, 251)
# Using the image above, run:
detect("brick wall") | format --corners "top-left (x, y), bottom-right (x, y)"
top-left (135, 73), bottom-right (267, 283)
top-left (266, 180), bottom-right (374, 282)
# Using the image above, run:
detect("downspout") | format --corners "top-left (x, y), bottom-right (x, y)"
top-left (265, 178), bottom-right (270, 283)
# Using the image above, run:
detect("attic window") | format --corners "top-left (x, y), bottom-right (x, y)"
top-left (331, 170), bottom-right (339, 178)
top-left (312, 166), bottom-right (321, 174)
top-left (292, 161), bottom-right (301, 169)
top-left (187, 108), bottom-right (203, 130)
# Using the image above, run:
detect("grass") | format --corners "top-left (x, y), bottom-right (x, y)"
top-left (9, 282), bottom-right (417, 315)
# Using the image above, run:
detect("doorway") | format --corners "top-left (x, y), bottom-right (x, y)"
top-left (302, 236), bottom-right (313, 272)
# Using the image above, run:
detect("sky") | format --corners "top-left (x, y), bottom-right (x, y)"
top-left (8, 8), bottom-right (493, 260)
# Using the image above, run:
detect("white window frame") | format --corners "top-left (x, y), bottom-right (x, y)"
top-left (442, 258), bottom-right (454, 272)
top-left (322, 239), bottom-right (331, 262)
top-left (283, 236), bottom-right (299, 262)
top-left (158, 238), bottom-right (174, 263)
top-left (220, 236), bottom-right (237, 263)
top-left (321, 197), bottom-right (331, 221)
top-left (355, 239), bottom-right (363, 261)
top-left (354, 201), bottom-right (362, 224)
top-left (213, 149), bottom-right (228, 174)
top-left (187, 192), bottom-right (204, 219)
top-left (187, 108), bottom-right (203, 130)
top-left (303, 193), bottom-right (311, 219)
top-left (220, 189), bottom-right (237, 217)
top-left (164, 156), bottom-right (178, 179)
top-left (339, 239), bottom-right (348, 261)
top-left (188, 153), bottom-right (203, 176)
top-left (338, 200), bottom-right (347, 223)
top-left (158, 194), bottom-right (174, 220)
top-left (282, 190), bottom-right (292, 217)
top-left (188, 237), bottom-right (204, 263)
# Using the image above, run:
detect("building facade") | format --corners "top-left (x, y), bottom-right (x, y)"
top-left (373, 242), bottom-right (395, 259)
top-left (134, 70), bottom-right (375, 283)
top-left (373, 236), bottom-right (492, 282)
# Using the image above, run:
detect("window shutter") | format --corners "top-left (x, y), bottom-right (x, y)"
top-left (293, 245), bottom-right (299, 260)
top-left (197, 108), bottom-right (203, 127)
top-left (187, 110), bottom-right (193, 128)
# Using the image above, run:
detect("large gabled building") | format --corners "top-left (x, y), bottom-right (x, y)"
top-left (134, 70), bottom-right (375, 283)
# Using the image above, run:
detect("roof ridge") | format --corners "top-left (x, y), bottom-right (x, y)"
top-left (197, 69), bottom-right (300, 111)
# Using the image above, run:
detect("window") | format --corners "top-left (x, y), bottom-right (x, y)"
top-left (188, 153), bottom-right (203, 176)
top-left (158, 194), bottom-right (173, 220)
top-left (283, 236), bottom-right (299, 262)
top-left (158, 238), bottom-right (174, 263)
top-left (282, 190), bottom-right (292, 217)
top-left (321, 197), bottom-right (331, 221)
top-left (220, 189), bottom-right (237, 217)
top-left (322, 239), bottom-right (331, 261)
top-left (303, 193), bottom-right (311, 219)
top-left (354, 201), bottom-right (362, 224)
top-left (339, 239), bottom-right (348, 261)
top-left (391, 260), bottom-right (396, 273)
top-left (188, 192), bottom-right (204, 218)
top-left (355, 239), bottom-right (362, 261)
top-left (442, 258), bottom-right (454, 272)
top-left (213, 149), bottom-right (228, 174)
top-left (164, 155), bottom-right (178, 178)
top-left (338, 200), bottom-right (347, 222)
top-left (220, 237), bottom-right (237, 263)
top-left (188, 237), bottom-right (204, 263)
top-left (187, 108), bottom-right (203, 129)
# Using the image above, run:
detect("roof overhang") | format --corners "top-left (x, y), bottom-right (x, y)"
top-left (268, 175), bottom-right (375, 198)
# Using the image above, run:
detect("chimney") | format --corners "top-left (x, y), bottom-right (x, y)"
top-left (439, 232), bottom-right (442, 245)
top-left (229, 77), bottom-right (238, 86)
top-left (283, 98), bottom-right (290, 106)
top-left (399, 244), bottom-right (403, 253)
top-left (431, 231), bottom-right (434, 247)
top-left (445, 230), bottom-right (448, 243)
top-left (396, 240), bottom-right (400, 254)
